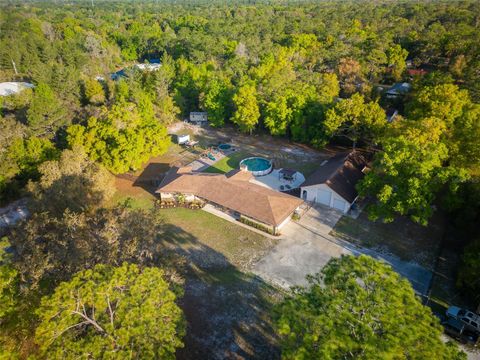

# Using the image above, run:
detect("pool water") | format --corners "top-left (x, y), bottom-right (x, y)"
top-left (239, 157), bottom-right (272, 176)
top-left (218, 144), bottom-right (232, 150)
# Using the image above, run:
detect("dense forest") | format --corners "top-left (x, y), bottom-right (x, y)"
top-left (1, 0), bottom-right (480, 358)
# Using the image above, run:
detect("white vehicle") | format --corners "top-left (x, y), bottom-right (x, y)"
top-left (446, 306), bottom-right (480, 334)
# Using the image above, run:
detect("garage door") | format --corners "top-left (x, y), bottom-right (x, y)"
top-left (333, 198), bottom-right (346, 212)
top-left (316, 189), bottom-right (331, 206)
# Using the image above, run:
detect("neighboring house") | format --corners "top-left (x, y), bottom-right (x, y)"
top-left (407, 68), bottom-right (428, 77)
top-left (156, 166), bottom-right (303, 234)
top-left (300, 151), bottom-right (369, 213)
top-left (110, 60), bottom-right (161, 81)
top-left (110, 69), bottom-right (127, 81)
top-left (134, 61), bottom-right (161, 71)
top-left (0, 82), bottom-right (34, 96)
top-left (385, 82), bottom-right (412, 99)
top-left (189, 112), bottom-right (208, 125)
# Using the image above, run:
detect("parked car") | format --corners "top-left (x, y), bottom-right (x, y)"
top-left (446, 306), bottom-right (480, 334)
top-left (442, 317), bottom-right (479, 346)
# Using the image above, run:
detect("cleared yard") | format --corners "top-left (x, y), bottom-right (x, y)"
top-left (159, 208), bottom-right (277, 270)
top-left (112, 179), bottom-right (282, 359)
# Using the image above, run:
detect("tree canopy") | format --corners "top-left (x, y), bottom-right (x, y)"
top-left (67, 100), bottom-right (170, 174)
top-left (27, 148), bottom-right (115, 216)
top-left (0, 238), bottom-right (18, 320)
top-left (10, 206), bottom-right (169, 288)
top-left (231, 84), bottom-right (260, 134)
top-left (275, 255), bottom-right (465, 360)
top-left (35, 263), bottom-right (185, 359)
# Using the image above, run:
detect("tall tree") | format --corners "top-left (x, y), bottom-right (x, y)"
top-left (26, 83), bottom-right (67, 137)
top-left (275, 255), bottom-right (465, 360)
top-left (358, 118), bottom-right (468, 225)
top-left (199, 77), bottom-right (231, 127)
top-left (83, 78), bottom-right (105, 105)
top-left (9, 206), bottom-right (169, 288)
top-left (323, 93), bottom-right (386, 149)
top-left (0, 136), bottom-right (59, 202)
top-left (337, 58), bottom-right (364, 96)
top-left (35, 263), bottom-right (185, 359)
top-left (28, 148), bottom-right (115, 216)
top-left (67, 100), bottom-right (170, 174)
top-left (231, 84), bottom-right (260, 134)
top-left (386, 44), bottom-right (408, 81)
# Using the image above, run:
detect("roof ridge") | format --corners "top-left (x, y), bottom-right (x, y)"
top-left (325, 152), bottom-right (351, 181)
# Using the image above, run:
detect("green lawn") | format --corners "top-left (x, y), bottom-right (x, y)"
top-left (159, 207), bottom-right (277, 270)
top-left (112, 188), bottom-right (276, 270)
top-left (203, 151), bottom-right (251, 174)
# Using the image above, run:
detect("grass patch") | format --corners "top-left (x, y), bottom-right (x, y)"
top-left (332, 211), bottom-right (444, 268)
top-left (159, 207), bottom-right (276, 269)
top-left (110, 190), bottom-right (155, 210)
top-left (203, 151), bottom-right (251, 174)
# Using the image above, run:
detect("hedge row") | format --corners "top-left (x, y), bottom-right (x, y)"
top-left (238, 216), bottom-right (277, 235)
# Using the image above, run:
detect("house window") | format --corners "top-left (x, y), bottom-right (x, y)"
top-left (302, 190), bottom-right (307, 200)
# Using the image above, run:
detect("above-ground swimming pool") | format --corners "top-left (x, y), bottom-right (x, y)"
top-left (239, 157), bottom-right (273, 176)
top-left (218, 143), bottom-right (232, 150)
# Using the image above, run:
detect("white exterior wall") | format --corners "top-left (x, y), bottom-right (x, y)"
top-left (300, 184), bottom-right (351, 213)
top-left (160, 192), bottom-right (174, 200)
top-left (276, 211), bottom-right (295, 231)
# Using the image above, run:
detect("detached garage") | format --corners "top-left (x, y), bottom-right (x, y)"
top-left (300, 151), bottom-right (368, 214)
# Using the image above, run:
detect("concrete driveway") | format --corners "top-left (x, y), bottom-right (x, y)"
top-left (252, 204), bottom-right (433, 295)
top-left (252, 205), bottom-right (347, 288)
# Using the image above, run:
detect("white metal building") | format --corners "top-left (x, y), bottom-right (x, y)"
top-left (189, 112), bottom-right (208, 125)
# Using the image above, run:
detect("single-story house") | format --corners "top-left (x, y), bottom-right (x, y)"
top-left (385, 82), bottom-right (412, 99)
top-left (134, 62), bottom-right (162, 71)
top-left (156, 166), bottom-right (303, 234)
top-left (0, 82), bottom-right (34, 97)
top-left (300, 151), bottom-right (369, 213)
top-left (189, 112), bottom-right (208, 125)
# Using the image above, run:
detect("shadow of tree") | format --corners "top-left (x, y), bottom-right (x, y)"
top-left (133, 162), bottom-right (170, 194)
top-left (160, 223), bottom-right (281, 360)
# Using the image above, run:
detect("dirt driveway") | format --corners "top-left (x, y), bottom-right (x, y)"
top-left (252, 204), bottom-right (434, 296)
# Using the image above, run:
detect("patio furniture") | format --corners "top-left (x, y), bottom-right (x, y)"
top-left (279, 168), bottom-right (297, 181)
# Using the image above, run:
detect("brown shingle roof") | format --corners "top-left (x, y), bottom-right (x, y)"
top-left (156, 168), bottom-right (303, 226)
top-left (302, 151), bottom-right (369, 203)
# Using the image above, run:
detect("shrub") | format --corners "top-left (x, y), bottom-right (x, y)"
top-left (239, 216), bottom-right (277, 235)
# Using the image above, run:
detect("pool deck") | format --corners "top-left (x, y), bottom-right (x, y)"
top-left (250, 169), bottom-right (305, 192)
top-left (188, 148), bottom-right (235, 172)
